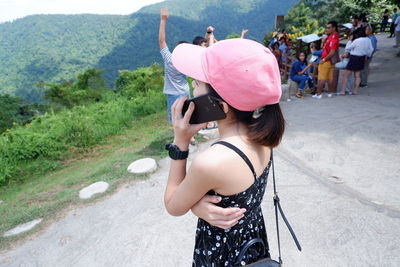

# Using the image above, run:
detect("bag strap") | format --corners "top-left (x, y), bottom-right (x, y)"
top-left (234, 150), bottom-right (302, 266)
top-left (235, 238), bottom-right (265, 265)
top-left (271, 150), bottom-right (302, 265)
top-left (212, 141), bottom-right (258, 179)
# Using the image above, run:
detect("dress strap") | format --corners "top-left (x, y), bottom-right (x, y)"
top-left (212, 141), bottom-right (257, 179)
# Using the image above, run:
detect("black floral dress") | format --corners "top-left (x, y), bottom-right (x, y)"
top-left (193, 141), bottom-right (272, 267)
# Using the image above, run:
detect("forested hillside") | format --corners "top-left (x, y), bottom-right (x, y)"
top-left (0, 0), bottom-right (298, 101)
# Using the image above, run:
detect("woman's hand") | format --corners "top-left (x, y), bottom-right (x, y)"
top-left (191, 195), bottom-right (246, 229)
top-left (171, 97), bottom-right (206, 149)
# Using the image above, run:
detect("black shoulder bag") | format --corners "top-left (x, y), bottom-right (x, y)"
top-left (235, 150), bottom-right (302, 266)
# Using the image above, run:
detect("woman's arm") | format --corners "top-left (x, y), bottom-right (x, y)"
top-left (298, 63), bottom-right (313, 75)
top-left (191, 195), bottom-right (246, 229)
top-left (164, 98), bottom-right (212, 216)
top-left (158, 7), bottom-right (168, 49)
top-left (241, 29), bottom-right (249, 39)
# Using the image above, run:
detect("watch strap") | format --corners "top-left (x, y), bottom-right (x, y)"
top-left (165, 144), bottom-right (189, 160)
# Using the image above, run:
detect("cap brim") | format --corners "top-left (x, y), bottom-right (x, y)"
top-left (171, 44), bottom-right (208, 83)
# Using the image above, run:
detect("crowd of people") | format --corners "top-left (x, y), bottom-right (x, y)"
top-left (276, 13), bottom-right (391, 99)
top-left (160, 6), bottom-right (397, 106)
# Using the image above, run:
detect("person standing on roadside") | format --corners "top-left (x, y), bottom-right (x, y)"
top-left (381, 9), bottom-right (390, 33)
top-left (340, 31), bottom-right (373, 95)
top-left (164, 38), bottom-right (285, 266)
top-left (313, 21), bottom-right (339, 99)
top-left (158, 7), bottom-right (190, 124)
top-left (389, 8), bottom-right (399, 38)
top-left (394, 14), bottom-right (400, 48)
top-left (360, 25), bottom-right (378, 87)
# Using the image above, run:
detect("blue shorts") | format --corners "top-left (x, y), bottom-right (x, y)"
top-left (167, 93), bottom-right (189, 124)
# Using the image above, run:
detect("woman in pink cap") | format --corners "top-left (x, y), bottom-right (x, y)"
top-left (164, 38), bottom-right (285, 266)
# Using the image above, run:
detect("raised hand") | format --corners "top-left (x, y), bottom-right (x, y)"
top-left (160, 7), bottom-right (169, 20)
top-left (241, 29), bottom-right (249, 38)
top-left (207, 26), bottom-right (215, 33)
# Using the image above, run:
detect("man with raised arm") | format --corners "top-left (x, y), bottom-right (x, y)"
top-left (159, 7), bottom-right (190, 123)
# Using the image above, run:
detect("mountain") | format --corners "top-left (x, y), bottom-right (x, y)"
top-left (0, 0), bottom-right (298, 101)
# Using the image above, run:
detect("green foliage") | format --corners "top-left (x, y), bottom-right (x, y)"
top-left (0, 14), bottom-right (136, 101)
top-left (116, 64), bottom-right (164, 97)
top-left (285, 0), bottom-right (398, 30)
top-left (226, 33), bottom-right (241, 39)
top-left (0, 0), bottom-right (298, 101)
top-left (285, 2), bottom-right (324, 38)
top-left (0, 95), bottom-right (47, 133)
top-left (42, 68), bottom-right (107, 108)
top-left (0, 67), bottom-right (166, 186)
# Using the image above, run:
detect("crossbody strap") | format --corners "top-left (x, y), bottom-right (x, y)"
top-left (234, 150), bottom-right (302, 266)
top-left (271, 150), bottom-right (302, 265)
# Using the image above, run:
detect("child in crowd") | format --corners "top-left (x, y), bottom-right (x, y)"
top-left (290, 52), bottom-right (314, 98)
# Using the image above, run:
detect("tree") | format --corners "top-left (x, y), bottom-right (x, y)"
top-left (43, 68), bottom-right (108, 108)
top-left (0, 94), bottom-right (38, 133)
top-left (115, 64), bottom-right (164, 98)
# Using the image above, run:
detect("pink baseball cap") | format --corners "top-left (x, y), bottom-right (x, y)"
top-left (171, 38), bottom-right (281, 111)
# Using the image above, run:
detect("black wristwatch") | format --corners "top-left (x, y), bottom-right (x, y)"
top-left (165, 144), bottom-right (189, 160)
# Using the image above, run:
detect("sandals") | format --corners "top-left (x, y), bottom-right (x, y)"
top-left (337, 91), bottom-right (346, 96)
top-left (295, 93), bottom-right (304, 99)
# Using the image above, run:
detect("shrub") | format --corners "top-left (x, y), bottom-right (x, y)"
top-left (0, 65), bottom-right (166, 186)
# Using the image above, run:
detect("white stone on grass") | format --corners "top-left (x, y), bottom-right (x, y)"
top-left (79, 181), bottom-right (109, 200)
top-left (3, 218), bottom-right (43, 237)
top-left (0, 200), bottom-right (3, 204)
top-left (127, 158), bottom-right (157, 174)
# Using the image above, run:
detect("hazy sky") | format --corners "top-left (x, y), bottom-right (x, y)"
top-left (0, 0), bottom-right (165, 23)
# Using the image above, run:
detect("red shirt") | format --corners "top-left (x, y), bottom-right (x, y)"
top-left (321, 33), bottom-right (339, 59)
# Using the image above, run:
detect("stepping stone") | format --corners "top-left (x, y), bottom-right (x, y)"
top-left (0, 200), bottom-right (3, 204)
top-left (127, 158), bottom-right (157, 174)
top-left (3, 218), bottom-right (43, 237)
top-left (79, 181), bottom-right (109, 199)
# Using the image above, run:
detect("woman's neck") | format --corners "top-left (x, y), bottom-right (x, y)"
top-left (217, 117), bottom-right (249, 142)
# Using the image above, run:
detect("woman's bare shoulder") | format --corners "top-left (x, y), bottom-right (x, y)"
top-left (188, 145), bottom-right (234, 182)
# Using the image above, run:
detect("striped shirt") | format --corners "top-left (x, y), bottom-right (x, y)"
top-left (160, 46), bottom-right (190, 95)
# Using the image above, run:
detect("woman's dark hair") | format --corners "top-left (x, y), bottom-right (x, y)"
top-left (273, 42), bottom-right (280, 49)
top-left (359, 13), bottom-right (367, 22)
top-left (353, 29), bottom-right (366, 39)
top-left (192, 36), bottom-right (207, 46)
top-left (297, 52), bottom-right (308, 65)
top-left (208, 86), bottom-right (285, 148)
top-left (384, 9), bottom-right (389, 13)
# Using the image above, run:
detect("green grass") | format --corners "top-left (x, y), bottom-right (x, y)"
top-left (0, 110), bottom-right (175, 250)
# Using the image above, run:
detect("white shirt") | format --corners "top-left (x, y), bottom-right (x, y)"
top-left (348, 37), bottom-right (374, 57)
top-left (395, 17), bottom-right (400, 32)
top-left (160, 46), bottom-right (190, 95)
top-left (344, 40), bottom-right (353, 53)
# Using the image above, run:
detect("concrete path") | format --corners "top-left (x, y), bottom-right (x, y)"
top-left (1, 35), bottom-right (399, 267)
